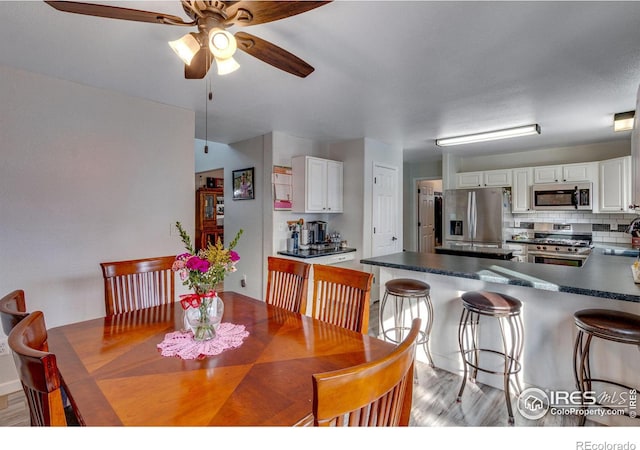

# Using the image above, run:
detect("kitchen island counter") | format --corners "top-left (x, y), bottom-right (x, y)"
top-left (362, 250), bottom-right (639, 425)
top-left (361, 249), bottom-right (640, 303)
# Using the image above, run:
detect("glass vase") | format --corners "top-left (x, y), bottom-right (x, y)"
top-left (184, 294), bottom-right (224, 341)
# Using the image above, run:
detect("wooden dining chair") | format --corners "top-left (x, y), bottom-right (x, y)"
top-left (100, 255), bottom-right (176, 315)
top-left (265, 256), bottom-right (311, 314)
top-left (310, 264), bottom-right (373, 334)
top-left (0, 289), bottom-right (29, 336)
top-left (312, 317), bottom-right (421, 426)
top-left (8, 310), bottom-right (79, 426)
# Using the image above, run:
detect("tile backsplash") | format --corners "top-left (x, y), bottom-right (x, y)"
top-left (509, 212), bottom-right (639, 244)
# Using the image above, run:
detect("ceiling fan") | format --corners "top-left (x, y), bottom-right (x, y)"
top-left (44, 1), bottom-right (331, 79)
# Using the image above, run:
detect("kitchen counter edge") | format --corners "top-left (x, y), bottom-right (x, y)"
top-left (361, 250), bottom-right (640, 303)
top-left (277, 247), bottom-right (357, 259)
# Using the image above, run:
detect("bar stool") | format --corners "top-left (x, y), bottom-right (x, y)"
top-left (379, 278), bottom-right (434, 368)
top-left (456, 291), bottom-right (524, 425)
top-left (573, 309), bottom-right (640, 426)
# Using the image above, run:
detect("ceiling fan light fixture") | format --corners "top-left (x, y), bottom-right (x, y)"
top-left (436, 124), bottom-right (541, 147)
top-left (214, 56), bottom-right (240, 75)
top-left (168, 33), bottom-right (201, 66)
top-left (209, 28), bottom-right (237, 60)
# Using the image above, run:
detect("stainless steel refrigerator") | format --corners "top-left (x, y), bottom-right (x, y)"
top-left (443, 187), bottom-right (511, 247)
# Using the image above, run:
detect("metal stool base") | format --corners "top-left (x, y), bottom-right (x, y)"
top-left (380, 288), bottom-right (435, 369)
top-left (457, 307), bottom-right (524, 425)
top-left (573, 328), bottom-right (640, 426)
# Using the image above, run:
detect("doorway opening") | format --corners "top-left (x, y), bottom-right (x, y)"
top-left (195, 168), bottom-right (225, 250)
top-left (417, 179), bottom-right (443, 253)
top-left (195, 168), bottom-right (225, 288)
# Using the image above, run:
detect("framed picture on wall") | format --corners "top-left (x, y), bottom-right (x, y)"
top-left (232, 167), bottom-right (254, 200)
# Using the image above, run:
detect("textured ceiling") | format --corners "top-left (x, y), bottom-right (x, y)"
top-left (1, 1), bottom-right (639, 163)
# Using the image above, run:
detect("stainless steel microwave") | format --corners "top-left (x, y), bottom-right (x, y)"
top-left (531, 183), bottom-right (592, 210)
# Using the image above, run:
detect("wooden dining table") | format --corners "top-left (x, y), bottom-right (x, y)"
top-left (47, 291), bottom-right (395, 426)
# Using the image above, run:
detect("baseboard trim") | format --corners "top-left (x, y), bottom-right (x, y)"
top-left (0, 379), bottom-right (21, 397)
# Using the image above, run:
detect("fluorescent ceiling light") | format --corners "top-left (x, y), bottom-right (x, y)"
top-left (614, 111), bottom-right (634, 132)
top-left (436, 124), bottom-right (541, 147)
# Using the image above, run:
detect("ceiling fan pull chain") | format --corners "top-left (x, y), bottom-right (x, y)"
top-left (204, 77), bottom-right (209, 154)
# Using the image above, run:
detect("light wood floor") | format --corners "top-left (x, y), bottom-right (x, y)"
top-left (0, 301), bottom-right (598, 427)
top-left (0, 362), bottom-right (597, 427)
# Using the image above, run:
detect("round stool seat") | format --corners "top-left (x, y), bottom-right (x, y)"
top-left (461, 291), bottom-right (522, 315)
top-left (385, 279), bottom-right (430, 296)
top-left (574, 309), bottom-right (640, 344)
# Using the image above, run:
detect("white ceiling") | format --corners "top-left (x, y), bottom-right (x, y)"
top-left (2, 1), bottom-right (640, 163)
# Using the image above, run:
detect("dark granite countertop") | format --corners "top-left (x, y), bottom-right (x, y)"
top-left (435, 244), bottom-right (513, 260)
top-left (361, 249), bottom-right (640, 303)
top-left (278, 247), bottom-right (356, 259)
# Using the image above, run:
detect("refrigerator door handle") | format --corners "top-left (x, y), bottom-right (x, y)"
top-left (472, 191), bottom-right (478, 239)
top-left (467, 192), bottom-right (473, 240)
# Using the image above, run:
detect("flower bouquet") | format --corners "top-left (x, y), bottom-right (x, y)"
top-left (172, 221), bottom-right (243, 340)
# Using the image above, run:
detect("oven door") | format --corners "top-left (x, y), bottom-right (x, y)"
top-left (527, 251), bottom-right (588, 267)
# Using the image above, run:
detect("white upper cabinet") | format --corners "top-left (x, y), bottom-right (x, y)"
top-left (598, 156), bottom-right (631, 213)
top-left (484, 169), bottom-right (512, 187)
top-left (292, 156), bottom-right (343, 213)
top-left (532, 165), bottom-right (561, 184)
top-left (512, 167), bottom-right (533, 213)
top-left (325, 160), bottom-right (343, 212)
top-left (456, 169), bottom-right (511, 188)
top-left (533, 162), bottom-right (596, 184)
top-left (456, 171), bottom-right (483, 188)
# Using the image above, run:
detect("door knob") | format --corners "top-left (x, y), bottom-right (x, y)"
top-left (392, 236), bottom-right (398, 241)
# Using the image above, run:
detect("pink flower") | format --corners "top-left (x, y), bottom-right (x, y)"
top-left (229, 250), bottom-right (240, 262)
top-left (186, 256), bottom-right (210, 273)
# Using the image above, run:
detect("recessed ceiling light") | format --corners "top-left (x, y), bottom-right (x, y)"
top-left (435, 124), bottom-right (541, 147)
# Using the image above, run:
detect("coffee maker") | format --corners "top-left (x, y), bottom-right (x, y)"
top-left (309, 221), bottom-right (327, 244)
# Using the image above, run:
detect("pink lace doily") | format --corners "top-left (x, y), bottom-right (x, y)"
top-left (157, 323), bottom-right (249, 360)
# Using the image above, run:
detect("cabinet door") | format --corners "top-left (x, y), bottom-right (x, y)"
top-left (200, 191), bottom-right (218, 227)
top-left (563, 162), bottom-right (595, 182)
top-left (326, 160), bottom-right (343, 212)
top-left (456, 172), bottom-right (483, 188)
top-left (305, 157), bottom-right (327, 212)
top-left (484, 169), bottom-right (512, 187)
top-left (533, 165), bottom-right (561, 184)
top-left (512, 168), bottom-right (533, 213)
top-left (599, 157), bottom-right (630, 213)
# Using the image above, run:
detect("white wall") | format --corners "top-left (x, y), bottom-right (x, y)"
top-left (458, 140), bottom-right (630, 172)
top-left (194, 137), bottom-right (266, 300)
top-left (270, 131), bottom-right (327, 257)
top-left (0, 65), bottom-right (195, 395)
top-left (403, 160), bottom-right (444, 252)
top-left (327, 139), bottom-right (365, 262)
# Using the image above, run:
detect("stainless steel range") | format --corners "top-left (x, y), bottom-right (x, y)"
top-left (524, 224), bottom-right (593, 267)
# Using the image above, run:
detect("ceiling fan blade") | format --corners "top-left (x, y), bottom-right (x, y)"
top-left (225, 1), bottom-right (331, 27)
top-left (44, 1), bottom-right (193, 26)
top-left (235, 31), bottom-right (314, 78)
top-left (185, 47), bottom-right (213, 79)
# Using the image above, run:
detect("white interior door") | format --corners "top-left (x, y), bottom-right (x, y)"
top-left (372, 163), bottom-right (399, 257)
top-left (418, 180), bottom-right (435, 253)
